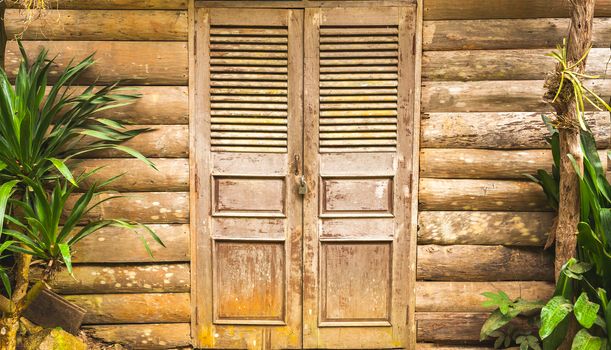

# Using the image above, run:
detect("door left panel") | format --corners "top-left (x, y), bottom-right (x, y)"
top-left (194, 8), bottom-right (303, 349)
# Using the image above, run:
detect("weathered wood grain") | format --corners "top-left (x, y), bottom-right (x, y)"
top-left (67, 192), bottom-right (189, 224)
top-left (93, 86), bottom-right (188, 125)
top-left (6, 41), bottom-right (188, 85)
top-left (6, 10), bottom-right (187, 41)
top-left (421, 79), bottom-right (611, 113)
top-left (419, 178), bottom-right (550, 211)
top-left (44, 263), bottom-right (190, 294)
top-left (418, 211), bottom-right (554, 246)
top-left (73, 224), bottom-right (189, 263)
top-left (83, 323), bottom-right (191, 349)
top-left (417, 345), bottom-right (492, 350)
top-left (83, 125), bottom-right (188, 158)
top-left (423, 48), bottom-right (610, 81)
top-left (66, 293), bottom-right (190, 324)
top-left (421, 149), bottom-right (608, 179)
top-left (421, 112), bottom-right (611, 149)
top-left (423, 18), bottom-right (611, 50)
top-left (417, 245), bottom-right (554, 281)
top-left (416, 281), bottom-right (554, 312)
top-left (6, 0), bottom-right (188, 9)
top-left (421, 149), bottom-right (552, 179)
top-left (415, 312), bottom-right (495, 342)
top-left (74, 158), bottom-right (189, 192)
top-left (423, 0), bottom-right (611, 20)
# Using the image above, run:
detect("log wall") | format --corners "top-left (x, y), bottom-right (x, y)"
top-left (6, 0), bottom-right (610, 348)
top-left (416, 1), bottom-right (610, 347)
top-left (7, 2), bottom-right (192, 349)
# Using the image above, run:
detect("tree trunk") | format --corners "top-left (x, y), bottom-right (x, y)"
top-left (0, 253), bottom-right (32, 350)
top-left (544, 0), bottom-right (595, 349)
top-left (546, 0), bottom-right (595, 278)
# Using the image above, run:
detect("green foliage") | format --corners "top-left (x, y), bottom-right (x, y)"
top-left (0, 41), bottom-right (154, 239)
top-left (3, 177), bottom-right (163, 276)
top-left (480, 291), bottom-right (544, 342)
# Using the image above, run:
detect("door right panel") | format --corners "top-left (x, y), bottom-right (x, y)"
top-left (303, 6), bottom-right (417, 349)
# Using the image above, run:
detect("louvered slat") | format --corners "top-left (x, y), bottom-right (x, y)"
top-left (318, 25), bottom-right (399, 153)
top-left (210, 25), bottom-right (289, 153)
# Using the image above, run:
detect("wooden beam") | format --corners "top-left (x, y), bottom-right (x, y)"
top-left (417, 245), bottom-right (554, 281)
top-left (418, 211), bottom-right (553, 246)
top-left (6, 0), bottom-right (188, 10)
top-left (196, 1), bottom-right (416, 8)
top-left (419, 178), bottom-right (550, 211)
top-left (6, 10), bottom-right (187, 41)
top-left (83, 323), bottom-right (191, 349)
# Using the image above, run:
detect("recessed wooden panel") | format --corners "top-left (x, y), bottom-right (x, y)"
top-left (214, 241), bottom-right (285, 323)
top-left (320, 218), bottom-right (394, 240)
top-left (212, 217), bottom-right (285, 240)
top-left (320, 242), bottom-right (392, 325)
top-left (213, 177), bottom-right (286, 216)
top-left (321, 177), bottom-right (393, 216)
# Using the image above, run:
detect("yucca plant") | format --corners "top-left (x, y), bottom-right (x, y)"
top-left (0, 41), bottom-right (155, 234)
top-left (0, 43), bottom-right (162, 348)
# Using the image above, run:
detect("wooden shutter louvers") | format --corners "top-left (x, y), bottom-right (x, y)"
top-left (209, 24), bottom-right (290, 153)
top-left (319, 25), bottom-right (399, 153)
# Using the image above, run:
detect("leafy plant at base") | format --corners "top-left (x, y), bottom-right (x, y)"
top-left (3, 175), bottom-right (163, 278)
top-left (0, 42), bottom-right (163, 349)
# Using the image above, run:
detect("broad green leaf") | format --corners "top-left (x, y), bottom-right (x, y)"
top-left (58, 243), bottom-right (73, 275)
top-left (111, 145), bottom-right (157, 170)
top-left (606, 303), bottom-right (611, 340)
top-left (0, 180), bottom-right (20, 236)
top-left (0, 270), bottom-right (11, 297)
top-left (540, 296), bottom-right (573, 339)
top-left (47, 157), bottom-right (77, 186)
top-left (574, 292), bottom-right (600, 329)
top-left (571, 329), bottom-right (602, 350)
top-left (480, 309), bottom-right (513, 340)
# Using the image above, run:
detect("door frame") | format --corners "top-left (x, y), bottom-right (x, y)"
top-left (188, 1), bottom-right (423, 348)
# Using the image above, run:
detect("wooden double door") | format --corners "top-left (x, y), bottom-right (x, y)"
top-left (192, 5), bottom-right (417, 349)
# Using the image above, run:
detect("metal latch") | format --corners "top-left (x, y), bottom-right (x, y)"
top-left (299, 175), bottom-right (307, 195)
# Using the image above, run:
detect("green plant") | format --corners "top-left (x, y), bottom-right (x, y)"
top-left (4, 175), bottom-right (162, 278)
top-left (546, 39), bottom-right (611, 130)
top-left (0, 41), bottom-right (154, 233)
top-left (0, 42), bottom-right (162, 349)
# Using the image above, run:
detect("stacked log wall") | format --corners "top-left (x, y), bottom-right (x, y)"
top-left (6, 2), bottom-right (192, 349)
top-left (416, 0), bottom-right (610, 347)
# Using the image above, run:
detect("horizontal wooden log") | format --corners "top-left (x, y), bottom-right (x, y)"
top-left (421, 112), bottom-right (611, 149)
top-left (94, 86), bottom-right (188, 125)
top-left (423, 18), bottom-right (611, 50)
top-left (421, 149), bottom-right (551, 179)
top-left (84, 125), bottom-right (188, 158)
top-left (419, 178), bottom-right (550, 211)
top-left (45, 263), bottom-right (190, 294)
top-left (6, 41), bottom-right (188, 85)
top-left (416, 312), bottom-right (493, 342)
top-left (423, 0), bottom-right (611, 20)
top-left (417, 345), bottom-right (492, 350)
top-left (83, 323), bottom-right (191, 350)
top-left (421, 149), bottom-right (608, 179)
top-left (6, 10), bottom-right (187, 41)
top-left (73, 224), bottom-right (189, 263)
top-left (7, 0), bottom-right (188, 9)
top-left (75, 158), bottom-right (189, 192)
top-left (416, 281), bottom-right (554, 312)
top-left (423, 48), bottom-right (610, 81)
top-left (421, 79), bottom-right (611, 113)
top-left (418, 211), bottom-right (553, 246)
top-left (66, 293), bottom-right (190, 324)
top-left (417, 245), bottom-right (554, 281)
top-left (67, 192), bottom-right (189, 224)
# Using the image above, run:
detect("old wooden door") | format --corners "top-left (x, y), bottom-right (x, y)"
top-left (302, 7), bottom-right (416, 349)
top-left (192, 7), bottom-right (304, 349)
top-left (193, 4), bottom-right (416, 349)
